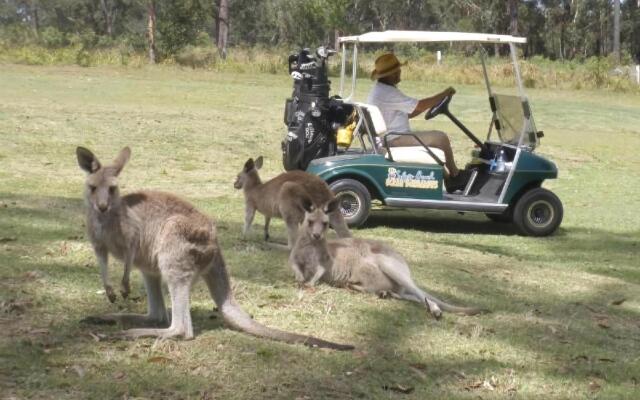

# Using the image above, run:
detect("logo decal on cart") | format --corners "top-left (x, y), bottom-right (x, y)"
top-left (385, 168), bottom-right (438, 190)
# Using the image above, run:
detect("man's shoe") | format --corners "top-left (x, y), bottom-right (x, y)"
top-left (445, 170), bottom-right (471, 194)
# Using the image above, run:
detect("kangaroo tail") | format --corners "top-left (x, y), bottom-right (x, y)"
top-left (202, 247), bottom-right (354, 351)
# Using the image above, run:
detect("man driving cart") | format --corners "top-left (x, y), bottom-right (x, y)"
top-left (367, 52), bottom-right (470, 192)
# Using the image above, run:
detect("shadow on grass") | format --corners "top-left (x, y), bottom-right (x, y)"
top-left (430, 227), bottom-right (640, 283)
top-left (362, 208), bottom-right (519, 236)
top-left (2, 192), bottom-right (639, 398)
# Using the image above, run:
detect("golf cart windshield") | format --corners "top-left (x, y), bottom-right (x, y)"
top-left (489, 94), bottom-right (540, 148)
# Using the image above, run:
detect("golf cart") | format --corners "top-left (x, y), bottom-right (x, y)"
top-left (282, 31), bottom-right (563, 236)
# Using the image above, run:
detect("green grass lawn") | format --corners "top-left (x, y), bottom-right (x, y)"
top-left (1, 63), bottom-right (639, 399)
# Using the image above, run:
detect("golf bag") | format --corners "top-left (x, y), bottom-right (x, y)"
top-left (281, 47), bottom-right (338, 171)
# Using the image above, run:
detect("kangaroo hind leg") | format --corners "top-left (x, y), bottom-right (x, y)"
top-left (375, 254), bottom-right (442, 319)
top-left (121, 255), bottom-right (197, 339)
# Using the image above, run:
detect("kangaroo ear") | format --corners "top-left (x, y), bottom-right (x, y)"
top-left (254, 156), bottom-right (264, 170)
top-left (113, 146), bottom-right (131, 176)
top-left (325, 198), bottom-right (339, 214)
top-left (76, 147), bottom-right (101, 173)
top-left (300, 197), bottom-right (314, 213)
top-left (243, 158), bottom-right (254, 172)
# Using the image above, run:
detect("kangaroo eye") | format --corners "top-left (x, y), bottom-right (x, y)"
top-left (308, 221), bottom-right (314, 227)
top-left (108, 186), bottom-right (116, 194)
top-left (323, 222), bottom-right (328, 227)
top-left (89, 185), bottom-right (97, 193)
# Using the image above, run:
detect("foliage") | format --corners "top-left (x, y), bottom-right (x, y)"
top-left (155, 0), bottom-right (212, 56)
top-left (0, 0), bottom-right (638, 63)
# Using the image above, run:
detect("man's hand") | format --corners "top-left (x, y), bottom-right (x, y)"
top-left (410, 87), bottom-right (456, 118)
top-left (442, 86), bottom-right (456, 97)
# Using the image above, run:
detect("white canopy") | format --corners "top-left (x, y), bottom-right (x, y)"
top-left (339, 30), bottom-right (527, 45)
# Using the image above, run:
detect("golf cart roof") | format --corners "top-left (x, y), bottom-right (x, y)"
top-left (339, 30), bottom-right (526, 45)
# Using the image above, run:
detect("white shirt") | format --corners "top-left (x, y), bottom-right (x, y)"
top-left (367, 81), bottom-right (418, 133)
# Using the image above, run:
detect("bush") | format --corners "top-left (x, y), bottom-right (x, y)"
top-left (75, 49), bottom-right (92, 67)
top-left (40, 27), bottom-right (68, 48)
top-left (585, 57), bottom-right (611, 88)
top-left (175, 45), bottom-right (217, 68)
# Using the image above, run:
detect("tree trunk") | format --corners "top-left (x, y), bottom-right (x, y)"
top-left (30, 0), bottom-right (40, 37)
top-left (147, 1), bottom-right (157, 64)
top-left (613, 0), bottom-right (621, 64)
top-left (215, 0), bottom-right (229, 59)
top-left (507, 0), bottom-right (518, 35)
top-left (99, 0), bottom-right (116, 37)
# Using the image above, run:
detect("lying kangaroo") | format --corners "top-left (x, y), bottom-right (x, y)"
top-left (289, 199), bottom-right (486, 319)
top-left (233, 156), bottom-right (351, 247)
top-left (76, 146), bottom-right (353, 350)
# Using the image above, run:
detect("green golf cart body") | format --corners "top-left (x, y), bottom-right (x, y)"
top-left (306, 31), bottom-right (563, 236)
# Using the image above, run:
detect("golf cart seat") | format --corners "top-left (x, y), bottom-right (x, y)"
top-left (386, 145), bottom-right (445, 165)
top-left (356, 103), bottom-right (445, 165)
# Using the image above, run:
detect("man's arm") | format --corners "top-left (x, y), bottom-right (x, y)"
top-left (408, 87), bottom-right (456, 118)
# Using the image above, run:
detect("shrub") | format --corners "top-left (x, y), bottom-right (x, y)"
top-left (175, 45), bottom-right (217, 68)
top-left (40, 27), bottom-right (68, 48)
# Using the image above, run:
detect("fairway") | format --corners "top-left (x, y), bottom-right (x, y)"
top-left (1, 64), bottom-right (639, 399)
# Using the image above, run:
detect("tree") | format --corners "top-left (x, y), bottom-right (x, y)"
top-left (147, 0), bottom-right (156, 63)
top-left (613, 0), bottom-right (620, 63)
top-left (99, 0), bottom-right (117, 37)
top-left (507, 0), bottom-right (518, 35)
top-left (215, 0), bottom-right (228, 58)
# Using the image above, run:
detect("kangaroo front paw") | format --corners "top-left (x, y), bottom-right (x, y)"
top-left (105, 285), bottom-right (117, 303)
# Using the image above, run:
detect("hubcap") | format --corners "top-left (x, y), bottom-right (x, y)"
top-left (527, 200), bottom-right (554, 229)
top-left (337, 190), bottom-right (361, 218)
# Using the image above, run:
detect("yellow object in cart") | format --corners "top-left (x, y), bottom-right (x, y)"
top-left (336, 121), bottom-right (357, 147)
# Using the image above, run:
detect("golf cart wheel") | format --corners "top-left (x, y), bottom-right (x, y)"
top-left (513, 188), bottom-right (563, 236)
top-left (485, 211), bottom-right (512, 223)
top-left (329, 179), bottom-right (371, 228)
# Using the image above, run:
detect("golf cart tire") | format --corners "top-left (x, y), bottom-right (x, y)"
top-left (329, 179), bottom-right (372, 228)
top-left (485, 211), bottom-right (513, 223)
top-left (513, 188), bottom-right (563, 236)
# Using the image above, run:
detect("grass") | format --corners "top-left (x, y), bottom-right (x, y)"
top-left (0, 63), bottom-right (639, 399)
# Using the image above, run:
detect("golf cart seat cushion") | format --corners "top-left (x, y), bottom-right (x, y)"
top-left (386, 146), bottom-right (445, 165)
top-left (354, 102), bottom-right (387, 135)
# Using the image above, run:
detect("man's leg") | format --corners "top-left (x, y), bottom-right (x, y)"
top-left (388, 130), bottom-right (460, 176)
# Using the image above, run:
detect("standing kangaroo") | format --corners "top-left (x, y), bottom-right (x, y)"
top-left (233, 156), bottom-right (351, 247)
top-left (76, 146), bottom-right (353, 350)
top-left (289, 199), bottom-right (486, 319)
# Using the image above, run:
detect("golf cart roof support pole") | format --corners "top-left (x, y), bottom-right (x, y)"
top-left (509, 42), bottom-right (526, 98)
top-left (480, 49), bottom-right (496, 141)
top-left (509, 42), bottom-right (528, 148)
top-left (480, 48), bottom-right (493, 97)
top-left (339, 42), bottom-right (347, 97)
top-left (347, 43), bottom-right (359, 101)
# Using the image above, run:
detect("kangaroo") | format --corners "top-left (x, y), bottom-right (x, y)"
top-left (289, 199), bottom-right (487, 319)
top-left (76, 146), bottom-right (353, 350)
top-left (233, 156), bottom-right (351, 248)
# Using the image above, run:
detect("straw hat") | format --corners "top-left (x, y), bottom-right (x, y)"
top-left (370, 53), bottom-right (407, 80)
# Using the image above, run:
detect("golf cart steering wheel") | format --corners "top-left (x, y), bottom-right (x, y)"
top-left (425, 94), bottom-right (452, 120)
